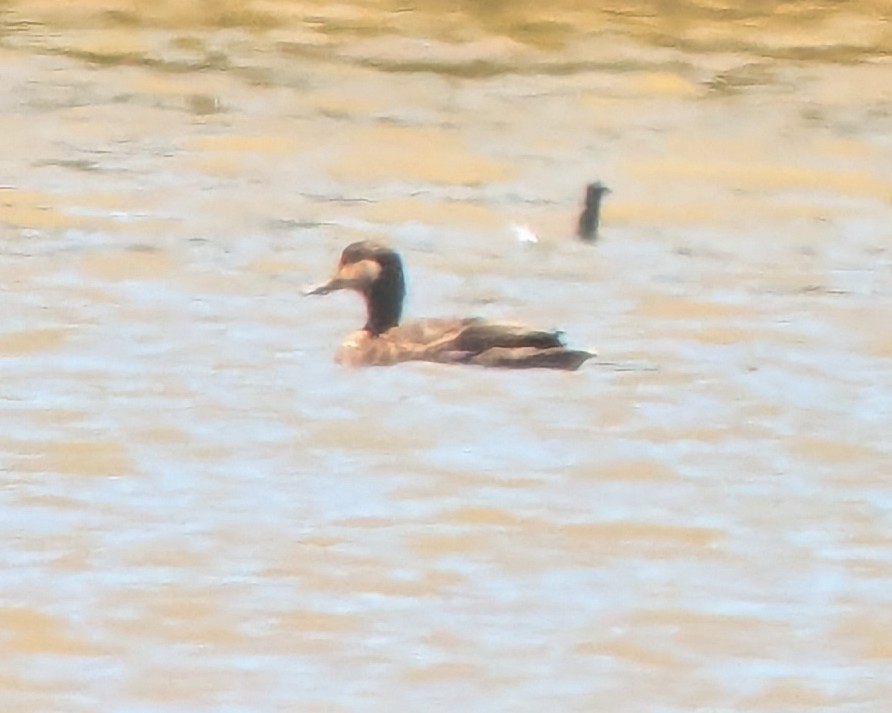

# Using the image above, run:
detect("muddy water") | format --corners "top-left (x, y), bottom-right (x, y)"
top-left (2, 1), bottom-right (892, 710)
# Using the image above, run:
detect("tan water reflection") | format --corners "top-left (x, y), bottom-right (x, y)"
top-left (2, 1), bottom-right (892, 711)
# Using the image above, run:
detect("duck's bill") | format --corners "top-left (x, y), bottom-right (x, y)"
top-left (302, 279), bottom-right (339, 296)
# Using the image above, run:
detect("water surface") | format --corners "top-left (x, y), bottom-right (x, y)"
top-left (1, 2), bottom-right (892, 711)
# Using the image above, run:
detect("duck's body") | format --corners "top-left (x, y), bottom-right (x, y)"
top-left (306, 241), bottom-right (594, 370)
top-left (576, 181), bottom-right (610, 242)
top-left (334, 317), bottom-right (591, 369)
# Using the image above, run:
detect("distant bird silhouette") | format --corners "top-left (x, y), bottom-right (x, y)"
top-left (576, 182), bottom-right (610, 242)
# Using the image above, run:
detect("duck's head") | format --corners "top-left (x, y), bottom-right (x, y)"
top-left (585, 182), bottom-right (610, 203)
top-left (305, 240), bottom-right (406, 335)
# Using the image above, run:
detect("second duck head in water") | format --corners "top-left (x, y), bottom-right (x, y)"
top-left (305, 241), bottom-right (594, 370)
top-left (576, 181), bottom-right (610, 242)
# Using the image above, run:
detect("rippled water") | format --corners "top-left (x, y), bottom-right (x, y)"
top-left (2, 1), bottom-right (892, 711)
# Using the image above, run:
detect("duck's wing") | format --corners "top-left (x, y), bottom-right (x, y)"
top-left (390, 318), bottom-right (560, 354)
top-left (389, 318), bottom-right (478, 347)
top-left (384, 319), bottom-right (593, 370)
top-left (452, 321), bottom-right (566, 352)
top-left (414, 319), bottom-right (593, 370)
top-left (468, 346), bottom-right (593, 370)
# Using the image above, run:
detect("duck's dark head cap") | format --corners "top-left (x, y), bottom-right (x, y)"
top-left (339, 240), bottom-right (398, 267)
top-left (585, 182), bottom-right (610, 199)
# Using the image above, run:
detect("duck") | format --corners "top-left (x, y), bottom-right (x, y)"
top-left (305, 241), bottom-right (595, 370)
top-left (576, 181), bottom-right (610, 242)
